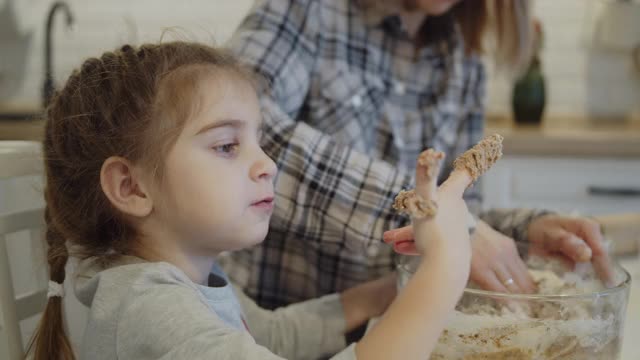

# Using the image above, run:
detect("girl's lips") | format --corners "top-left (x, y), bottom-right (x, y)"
top-left (251, 197), bottom-right (274, 211)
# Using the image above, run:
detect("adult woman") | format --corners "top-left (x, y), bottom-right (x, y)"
top-left (220, 0), bottom-right (612, 309)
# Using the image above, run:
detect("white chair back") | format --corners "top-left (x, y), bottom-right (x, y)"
top-left (0, 141), bottom-right (45, 360)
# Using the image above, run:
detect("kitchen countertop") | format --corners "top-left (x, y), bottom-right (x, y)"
top-left (0, 104), bottom-right (44, 141)
top-left (2, 112), bottom-right (640, 159)
top-left (487, 115), bottom-right (640, 158)
top-left (0, 117), bottom-right (44, 141)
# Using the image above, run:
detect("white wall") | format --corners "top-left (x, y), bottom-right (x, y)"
top-left (0, 0), bottom-right (254, 107)
top-left (486, 0), bottom-right (640, 119)
top-left (2, 0), bottom-right (639, 119)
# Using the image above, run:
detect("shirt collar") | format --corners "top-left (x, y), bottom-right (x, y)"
top-left (357, 0), bottom-right (459, 52)
top-left (358, 1), bottom-right (428, 40)
top-left (357, 0), bottom-right (404, 28)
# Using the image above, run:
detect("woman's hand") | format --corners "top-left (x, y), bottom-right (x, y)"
top-left (527, 214), bottom-right (615, 287)
top-left (469, 220), bottom-right (536, 293)
top-left (384, 214), bottom-right (617, 293)
top-left (383, 222), bottom-right (535, 293)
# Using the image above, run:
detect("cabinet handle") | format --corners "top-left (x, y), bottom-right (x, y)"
top-left (587, 186), bottom-right (640, 197)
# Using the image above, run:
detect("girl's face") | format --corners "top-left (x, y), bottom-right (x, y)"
top-left (153, 72), bottom-right (277, 254)
top-left (407, 0), bottom-right (461, 15)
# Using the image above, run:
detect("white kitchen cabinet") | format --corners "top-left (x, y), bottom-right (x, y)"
top-left (483, 156), bottom-right (640, 216)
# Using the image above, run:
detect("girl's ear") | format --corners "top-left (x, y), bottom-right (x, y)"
top-left (100, 156), bottom-right (153, 217)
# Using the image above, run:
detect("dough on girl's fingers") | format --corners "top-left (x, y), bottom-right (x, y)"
top-left (417, 148), bottom-right (445, 185)
top-left (393, 134), bottom-right (504, 219)
top-left (393, 149), bottom-right (444, 219)
top-left (392, 189), bottom-right (438, 220)
top-left (452, 133), bottom-right (503, 184)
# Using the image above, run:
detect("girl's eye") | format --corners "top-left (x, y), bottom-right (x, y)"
top-left (212, 143), bottom-right (239, 156)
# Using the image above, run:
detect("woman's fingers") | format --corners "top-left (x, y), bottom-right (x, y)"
top-left (506, 256), bottom-right (537, 293)
top-left (542, 227), bottom-right (592, 263)
top-left (493, 264), bottom-right (520, 293)
top-left (473, 268), bottom-right (510, 294)
top-left (494, 261), bottom-right (537, 294)
top-left (592, 253), bottom-right (617, 288)
top-left (392, 240), bottom-right (420, 255)
top-left (469, 221), bottom-right (537, 294)
top-left (574, 218), bottom-right (607, 256)
top-left (536, 223), bottom-right (616, 287)
top-left (572, 218), bottom-right (616, 286)
top-left (383, 226), bottom-right (414, 244)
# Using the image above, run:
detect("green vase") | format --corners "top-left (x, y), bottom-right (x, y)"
top-left (512, 58), bottom-right (546, 124)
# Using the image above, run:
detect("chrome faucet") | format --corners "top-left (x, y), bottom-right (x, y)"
top-left (43, 1), bottom-right (74, 108)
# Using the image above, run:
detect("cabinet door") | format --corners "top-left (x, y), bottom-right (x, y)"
top-left (482, 156), bottom-right (640, 216)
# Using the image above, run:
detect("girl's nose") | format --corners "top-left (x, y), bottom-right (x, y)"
top-left (250, 149), bottom-right (277, 182)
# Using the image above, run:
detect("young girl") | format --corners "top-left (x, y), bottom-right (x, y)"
top-left (28, 42), bottom-right (476, 360)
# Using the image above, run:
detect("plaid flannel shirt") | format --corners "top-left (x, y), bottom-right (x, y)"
top-left (219, 0), bottom-right (547, 309)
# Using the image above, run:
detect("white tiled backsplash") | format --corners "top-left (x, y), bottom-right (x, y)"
top-left (0, 0), bottom-right (254, 106)
top-left (1, 0), bottom-right (639, 118)
top-left (487, 0), bottom-right (640, 118)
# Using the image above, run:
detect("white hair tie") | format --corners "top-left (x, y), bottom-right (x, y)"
top-left (47, 280), bottom-right (65, 298)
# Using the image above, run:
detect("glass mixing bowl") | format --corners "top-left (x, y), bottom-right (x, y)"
top-left (396, 242), bottom-right (631, 360)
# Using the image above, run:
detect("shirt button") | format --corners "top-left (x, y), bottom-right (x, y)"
top-left (367, 243), bottom-right (380, 257)
top-left (394, 81), bottom-right (406, 95)
top-left (351, 95), bottom-right (363, 108)
top-left (394, 136), bottom-right (405, 149)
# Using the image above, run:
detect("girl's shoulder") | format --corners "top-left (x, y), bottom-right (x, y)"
top-left (74, 256), bottom-right (202, 309)
top-left (76, 258), bottom-right (250, 359)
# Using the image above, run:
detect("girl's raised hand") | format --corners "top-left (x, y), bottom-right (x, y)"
top-left (387, 150), bottom-right (472, 263)
top-left (386, 134), bottom-right (504, 260)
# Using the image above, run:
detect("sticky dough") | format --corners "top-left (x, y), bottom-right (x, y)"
top-left (392, 189), bottom-right (438, 219)
top-left (393, 134), bottom-right (503, 219)
top-left (452, 133), bottom-right (504, 183)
